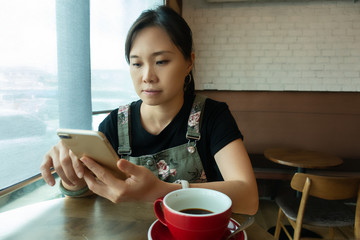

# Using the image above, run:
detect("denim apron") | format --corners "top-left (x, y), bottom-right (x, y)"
top-left (117, 95), bottom-right (207, 183)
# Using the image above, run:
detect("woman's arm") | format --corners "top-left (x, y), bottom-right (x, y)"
top-left (189, 138), bottom-right (259, 215)
top-left (79, 138), bottom-right (258, 215)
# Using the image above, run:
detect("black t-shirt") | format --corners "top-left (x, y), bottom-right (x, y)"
top-left (98, 94), bottom-right (243, 181)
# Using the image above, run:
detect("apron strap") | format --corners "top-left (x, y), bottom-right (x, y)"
top-left (186, 94), bottom-right (207, 141)
top-left (117, 94), bottom-right (207, 157)
top-left (117, 104), bottom-right (132, 156)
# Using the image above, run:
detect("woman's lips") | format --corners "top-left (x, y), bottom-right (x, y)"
top-left (142, 89), bottom-right (161, 95)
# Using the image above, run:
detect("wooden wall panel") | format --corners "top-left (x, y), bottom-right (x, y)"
top-left (197, 91), bottom-right (360, 159)
top-left (165, 0), bottom-right (182, 15)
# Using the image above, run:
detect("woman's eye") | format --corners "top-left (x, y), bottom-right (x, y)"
top-left (156, 60), bottom-right (169, 65)
top-left (132, 63), bottom-right (141, 67)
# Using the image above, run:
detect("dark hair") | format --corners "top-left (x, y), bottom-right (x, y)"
top-left (125, 6), bottom-right (195, 95)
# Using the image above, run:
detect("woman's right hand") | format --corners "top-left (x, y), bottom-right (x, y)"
top-left (40, 141), bottom-right (86, 189)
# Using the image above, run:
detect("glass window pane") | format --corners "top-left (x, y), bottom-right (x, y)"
top-left (0, 0), bottom-right (59, 190)
top-left (0, 0), bottom-right (164, 190)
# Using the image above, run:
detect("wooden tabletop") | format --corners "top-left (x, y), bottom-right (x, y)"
top-left (0, 196), bottom-right (274, 240)
top-left (264, 148), bottom-right (343, 169)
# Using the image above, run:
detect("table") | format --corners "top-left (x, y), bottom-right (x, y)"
top-left (264, 148), bottom-right (343, 173)
top-left (264, 148), bottom-right (344, 237)
top-left (0, 196), bottom-right (274, 240)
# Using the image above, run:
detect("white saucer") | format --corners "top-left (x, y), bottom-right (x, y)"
top-left (147, 218), bottom-right (247, 240)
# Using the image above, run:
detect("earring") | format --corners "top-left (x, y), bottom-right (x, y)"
top-left (185, 74), bottom-right (192, 85)
top-left (184, 74), bottom-right (192, 91)
top-left (187, 73), bottom-right (192, 83)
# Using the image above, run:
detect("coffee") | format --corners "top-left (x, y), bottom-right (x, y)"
top-left (180, 208), bottom-right (213, 215)
top-left (154, 188), bottom-right (232, 240)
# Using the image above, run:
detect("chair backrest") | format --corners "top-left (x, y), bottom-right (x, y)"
top-left (290, 173), bottom-right (360, 239)
top-left (291, 173), bottom-right (360, 200)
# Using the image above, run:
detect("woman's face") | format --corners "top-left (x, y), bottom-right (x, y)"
top-left (129, 26), bottom-right (194, 107)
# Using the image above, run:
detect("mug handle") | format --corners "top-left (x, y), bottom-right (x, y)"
top-left (154, 197), bottom-right (167, 227)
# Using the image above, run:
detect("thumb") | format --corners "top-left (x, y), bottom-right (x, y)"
top-left (117, 159), bottom-right (140, 176)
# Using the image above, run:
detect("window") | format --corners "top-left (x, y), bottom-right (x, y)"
top-left (0, 0), bottom-right (59, 191)
top-left (0, 0), bottom-right (164, 210)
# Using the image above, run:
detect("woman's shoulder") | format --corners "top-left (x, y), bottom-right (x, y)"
top-left (188, 94), bottom-right (227, 107)
top-left (204, 96), bottom-right (225, 105)
top-left (99, 99), bottom-right (141, 130)
top-left (193, 93), bottom-right (225, 104)
top-left (200, 95), bottom-right (239, 133)
top-left (200, 95), bottom-right (230, 114)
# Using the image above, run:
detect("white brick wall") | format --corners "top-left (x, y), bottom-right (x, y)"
top-left (182, 0), bottom-right (360, 91)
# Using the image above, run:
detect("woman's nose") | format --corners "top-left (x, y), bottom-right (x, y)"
top-left (142, 65), bottom-right (156, 83)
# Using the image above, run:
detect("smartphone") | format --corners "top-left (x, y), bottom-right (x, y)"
top-left (57, 128), bottom-right (127, 180)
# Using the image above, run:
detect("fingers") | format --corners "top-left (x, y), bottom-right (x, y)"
top-left (57, 147), bottom-right (80, 186)
top-left (82, 166), bottom-right (105, 196)
top-left (80, 157), bottom-right (113, 184)
top-left (40, 152), bottom-right (56, 186)
top-left (41, 141), bottom-right (83, 187)
top-left (117, 159), bottom-right (165, 201)
top-left (81, 158), bottom-right (164, 202)
top-left (70, 150), bottom-right (84, 178)
top-left (80, 156), bottom-right (121, 200)
top-left (117, 159), bottom-right (141, 176)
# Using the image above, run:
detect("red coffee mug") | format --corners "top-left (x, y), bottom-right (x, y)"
top-left (154, 188), bottom-right (232, 240)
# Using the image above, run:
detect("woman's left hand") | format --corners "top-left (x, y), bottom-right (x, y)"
top-left (80, 157), bottom-right (170, 202)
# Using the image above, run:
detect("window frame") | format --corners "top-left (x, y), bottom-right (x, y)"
top-left (1, 0), bottom-right (182, 209)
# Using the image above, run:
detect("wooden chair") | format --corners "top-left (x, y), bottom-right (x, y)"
top-left (273, 173), bottom-right (360, 240)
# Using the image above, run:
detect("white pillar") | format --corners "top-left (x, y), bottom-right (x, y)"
top-left (56, 0), bottom-right (92, 130)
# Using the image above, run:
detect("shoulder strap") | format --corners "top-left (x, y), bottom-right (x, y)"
top-left (117, 95), bottom-right (207, 156)
top-left (186, 94), bottom-right (207, 141)
top-left (117, 104), bottom-right (131, 156)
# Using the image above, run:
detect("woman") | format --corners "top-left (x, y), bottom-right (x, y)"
top-left (41, 6), bottom-right (258, 215)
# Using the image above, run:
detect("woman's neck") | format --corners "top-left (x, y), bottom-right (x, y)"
top-left (140, 95), bottom-right (184, 135)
